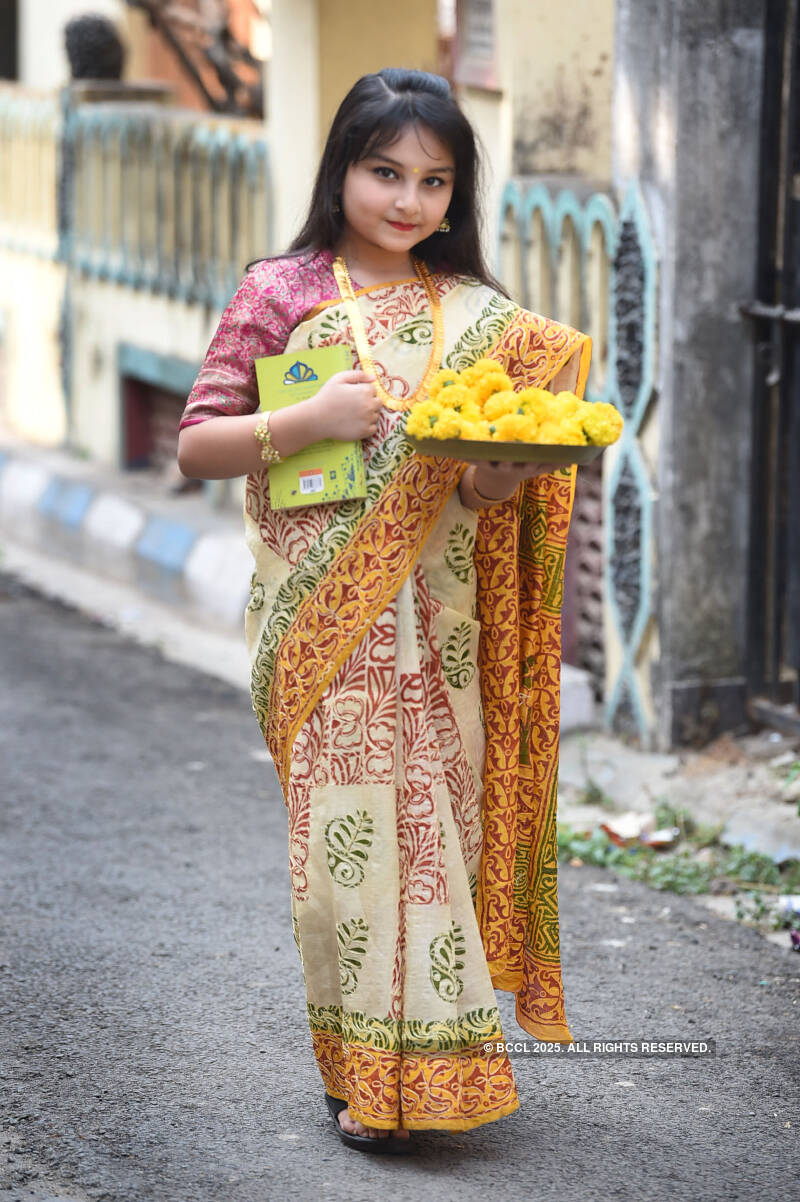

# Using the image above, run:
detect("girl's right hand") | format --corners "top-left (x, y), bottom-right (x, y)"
top-left (307, 370), bottom-right (384, 441)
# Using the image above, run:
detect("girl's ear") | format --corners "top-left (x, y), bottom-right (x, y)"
top-left (332, 197), bottom-right (341, 214)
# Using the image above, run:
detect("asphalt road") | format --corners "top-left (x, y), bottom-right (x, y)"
top-left (1, 573), bottom-right (798, 1202)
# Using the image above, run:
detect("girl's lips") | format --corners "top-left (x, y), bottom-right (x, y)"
top-left (387, 220), bottom-right (417, 231)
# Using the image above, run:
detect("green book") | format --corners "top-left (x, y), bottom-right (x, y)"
top-left (254, 346), bottom-right (367, 509)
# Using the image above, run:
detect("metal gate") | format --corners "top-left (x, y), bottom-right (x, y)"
top-left (744, 0), bottom-right (800, 732)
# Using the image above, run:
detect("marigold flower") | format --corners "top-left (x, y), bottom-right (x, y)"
top-left (536, 420), bottom-right (566, 444)
top-left (554, 391), bottom-right (583, 417)
top-left (582, 402), bottom-right (624, 445)
top-left (409, 372), bottom-right (624, 450)
top-left (493, 413), bottom-right (537, 441)
top-left (516, 387), bottom-right (553, 421)
top-left (429, 408), bottom-right (465, 439)
top-left (436, 384), bottom-right (475, 413)
top-left (460, 358), bottom-right (500, 387)
top-left (406, 399), bottom-right (443, 437)
top-left (473, 371), bottom-right (513, 404)
top-left (483, 390), bottom-right (520, 421)
top-left (427, 369), bottom-right (460, 400)
top-left (460, 419), bottom-right (493, 440)
top-left (556, 414), bottom-right (590, 445)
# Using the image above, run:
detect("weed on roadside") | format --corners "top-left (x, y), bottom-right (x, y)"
top-left (557, 820), bottom-right (800, 903)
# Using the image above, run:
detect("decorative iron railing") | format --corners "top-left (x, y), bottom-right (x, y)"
top-left (0, 86), bottom-right (60, 258)
top-left (64, 101), bottom-right (271, 308)
top-left (496, 180), bottom-right (658, 741)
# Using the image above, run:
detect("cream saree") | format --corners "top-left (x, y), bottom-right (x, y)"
top-left (244, 272), bottom-right (591, 1131)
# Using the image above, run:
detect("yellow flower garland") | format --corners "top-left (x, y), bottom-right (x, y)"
top-left (406, 360), bottom-right (624, 446)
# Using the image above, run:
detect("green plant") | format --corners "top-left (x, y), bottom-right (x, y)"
top-left (578, 778), bottom-right (618, 811)
top-left (653, 800), bottom-right (724, 848)
top-left (783, 760), bottom-right (800, 786)
top-left (719, 845), bottom-right (781, 887)
top-left (734, 890), bottom-right (771, 925)
top-left (557, 823), bottom-right (800, 929)
top-left (778, 859), bottom-right (800, 892)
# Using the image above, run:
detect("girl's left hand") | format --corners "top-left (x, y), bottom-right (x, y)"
top-left (466, 459), bottom-right (551, 501)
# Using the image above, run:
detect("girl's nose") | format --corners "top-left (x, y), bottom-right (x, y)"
top-left (395, 181), bottom-right (422, 214)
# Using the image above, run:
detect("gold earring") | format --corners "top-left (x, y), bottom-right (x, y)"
top-left (332, 198), bottom-right (341, 214)
top-left (437, 216), bottom-right (451, 233)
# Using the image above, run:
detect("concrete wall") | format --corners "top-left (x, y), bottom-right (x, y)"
top-left (508, 0), bottom-right (614, 180)
top-left (318, 0), bottom-right (440, 137)
top-left (268, 0), bottom-right (320, 251)
top-left (69, 280), bottom-right (217, 466)
top-left (614, 0), bottom-right (765, 745)
top-left (0, 251), bottom-right (65, 445)
top-left (268, 0), bottom-right (440, 251)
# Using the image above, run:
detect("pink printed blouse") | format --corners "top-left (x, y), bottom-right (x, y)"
top-left (180, 249), bottom-right (361, 429)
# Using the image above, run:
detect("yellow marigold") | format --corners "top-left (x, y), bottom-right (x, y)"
top-left (436, 383), bottom-right (474, 413)
top-left (457, 399), bottom-right (483, 423)
top-left (554, 390), bottom-right (583, 416)
top-left (460, 357), bottom-right (500, 387)
top-left (537, 420), bottom-right (567, 444)
top-left (460, 418), bottom-right (493, 440)
top-left (406, 399), bottom-right (443, 437)
top-left (427, 369), bottom-right (460, 400)
top-left (429, 408), bottom-right (465, 439)
top-left (483, 390), bottom-right (521, 421)
top-left (473, 370), bottom-right (513, 405)
top-left (516, 387), bottom-right (555, 422)
top-left (493, 412), bottom-right (538, 441)
top-left (556, 414), bottom-right (590, 445)
top-left (582, 402), bottom-right (624, 445)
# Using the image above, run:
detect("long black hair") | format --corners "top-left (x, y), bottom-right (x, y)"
top-left (276, 68), bottom-right (505, 293)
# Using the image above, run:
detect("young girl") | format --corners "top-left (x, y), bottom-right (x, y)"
top-left (178, 68), bottom-right (590, 1153)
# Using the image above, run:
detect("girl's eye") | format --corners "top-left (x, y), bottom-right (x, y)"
top-left (424, 176), bottom-right (446, 187)
top-left (374, 166), bottom-right (397, 179)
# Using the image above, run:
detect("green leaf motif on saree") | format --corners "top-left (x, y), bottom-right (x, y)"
top-left (442, 622), bottom-right (476, 689)
top-left (395, 315), bottom-right (434, 346)
top-left (306, 1002), bottom-right (504, 1053)
top-left (325, 810), bottom-right (375, 887)
top-left (468, 870), bottom-right (478, 904)
top-left (246, 572), bottom-right (265, 613)
top-left (429, 921), bottom-right (466, 1002)
top-left (445, 291), bottom-right (518, 372)
top-left (337, 917), bottom-right (370, 996)
top-left (444, 522), bottom-right (476, 585)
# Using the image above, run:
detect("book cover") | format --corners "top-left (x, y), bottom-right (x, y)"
top-left (254, 346), bottom-right (367, 509)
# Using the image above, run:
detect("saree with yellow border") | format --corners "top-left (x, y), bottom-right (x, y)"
top-left (244, 272), bottom-right (590, 1132)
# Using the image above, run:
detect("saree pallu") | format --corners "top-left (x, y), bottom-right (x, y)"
top-left (244, 274), bottom-right (590, 1131)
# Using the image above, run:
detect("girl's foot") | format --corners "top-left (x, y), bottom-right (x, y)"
top-left (337, 1107), bottom-right (411, 1141)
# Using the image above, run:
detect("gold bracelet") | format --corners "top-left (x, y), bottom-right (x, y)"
top-left (470, 466), bottom-right (511, 505)
top-left (253, 413), bottom-right (282, 465)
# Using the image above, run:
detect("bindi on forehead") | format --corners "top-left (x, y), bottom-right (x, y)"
top-left (368, 152), bottom-right (455, 174)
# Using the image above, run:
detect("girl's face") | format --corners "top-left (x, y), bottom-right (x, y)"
top-left (339, 123), bottom-right (455, 261)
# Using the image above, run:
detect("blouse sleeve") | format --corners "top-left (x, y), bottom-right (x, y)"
top-left (179, 259), bottom-right (295, 429)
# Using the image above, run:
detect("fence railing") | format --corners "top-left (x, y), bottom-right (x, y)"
top-left (0, 85), bottom-right (272, 307)
top-left (496, 178), bottom-right (619, 406)
top-left (65, 101), bottom-right (271, 308)
top-left (0, 85), bottom-right (61, 258)
top-left (496, 179), bottom-right (658, 742)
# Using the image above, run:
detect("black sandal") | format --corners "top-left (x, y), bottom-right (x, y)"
top-left (325, 1092), bottom-right (412, 1154)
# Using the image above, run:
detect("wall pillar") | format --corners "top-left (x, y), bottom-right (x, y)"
top-left (612, 0), bottom-right (765, 747)
top-left (267, 0), bottom-right (320, 252)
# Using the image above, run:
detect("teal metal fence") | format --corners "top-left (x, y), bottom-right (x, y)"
top-left (64, 101), bottom-right (271, 309)
top-left (496, 179), bottom-right (658, 742)
top-left (0, 86), bottom-right (60, 259)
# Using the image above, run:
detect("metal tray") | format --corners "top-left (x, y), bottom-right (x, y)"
top-left (406, 435), bottom-right (605, 466)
